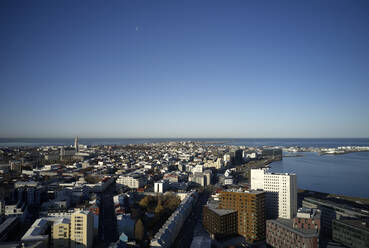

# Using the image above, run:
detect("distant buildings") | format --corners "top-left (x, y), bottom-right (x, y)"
top-left (251, 168), bottom-right (297, 219)
top-left (188, 170), bottom-right (212, 187)
top-left (219, 189), bottom-right (266, 243)
top-left (74, 137), bottom-right (79, 153)
top-left (116, 174), bottom-right (146, 189)
top-left (232, 149), bottom-right (243, 165)
top-left (261, 148), bottom-right (282, 159)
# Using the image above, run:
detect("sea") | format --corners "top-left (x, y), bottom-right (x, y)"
top-left (1, 138), bottom-right (369, 198)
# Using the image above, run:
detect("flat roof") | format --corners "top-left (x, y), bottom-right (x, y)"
top-left (222, 188), bottom-right (265, 195)
top-left (334, 219), bottom-right (369, 231)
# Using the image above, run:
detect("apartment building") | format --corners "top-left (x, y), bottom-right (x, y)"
top-left (219, 189), bottom-right (266, 243)
top-left (52, 218), bottom-right (70, 248)
top-left (70, 211), bottom-right (93, 248)
top-left (251, 168), bottom-right (297, 219)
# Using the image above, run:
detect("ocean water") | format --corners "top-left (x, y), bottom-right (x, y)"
top-left (270, 151), bottom-right (369, 199)
top-left (1, 138), bottom-right (369, 148)
top-left (1, 138), bottom-right (369, 198)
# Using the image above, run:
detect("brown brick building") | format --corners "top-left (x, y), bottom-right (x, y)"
top-left (203, 204), bottom-right (237, 240)
top-left (218, 190), bottom-right (266, 243)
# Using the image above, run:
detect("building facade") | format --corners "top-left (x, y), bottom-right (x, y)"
top-left (52, 218), bottom-right (70, 248)
top-left (219, 190), bottom-right (266, 243)
top-left (70, 211), bottom-right (93, 248)
top-left (332, 219), bottom-right (369, 248)
top-left (116, 174), bottom-right (146, 189)
top-left (251, 168), bottom-right (297, 219)
top-left (203, 205), bottom-right (237, 240)
top-left (266, 218), bottom-right (319, 248)
top-left (154, 180), bottom-right (169, 193)
top-left (302, 197), bottom-right (369, 238)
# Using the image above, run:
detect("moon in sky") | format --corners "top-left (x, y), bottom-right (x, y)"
top-left (136, 27), bottom-right (139, 31)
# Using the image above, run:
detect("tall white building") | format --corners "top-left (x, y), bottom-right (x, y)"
top-left (250, 168), bottom-right (297, 219)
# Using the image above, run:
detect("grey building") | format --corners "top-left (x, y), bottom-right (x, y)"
top-left (302, 197), bottom-right (369, 238)
top-left (332, 219), bottom-right (369, 248)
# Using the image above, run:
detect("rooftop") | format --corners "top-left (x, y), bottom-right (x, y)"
top-left (205, 204), bottom-right (237, 216)
top-left (268, 218), bottom-right (319, 238)
top-left (335, 219), bottom-right (369, 231)
top-left (222, 188), bottom-right (265, 195)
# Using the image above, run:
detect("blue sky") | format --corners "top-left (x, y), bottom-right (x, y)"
top-left (1, 0), bottom-right (369, 138)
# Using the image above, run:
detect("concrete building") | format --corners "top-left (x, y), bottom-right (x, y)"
top-left (203, 170), bottom-right (212, 186)
top-left (203, 204), bottom-right (237, 240)
top-left (266, 207), bottom-right (321, 248)
top-left (52, 218), bottom-right (70, 248)
top-left (188, 171), bottom-right (212, 187)
top-left (154, 180), bottom-right (169, 193)
top-left (302, 197), bottom-right (369, 237)
top-left (21, 218), bottom-right (50, 247)
top-left (266, 218), bottom-right (320, 248)
top-left (219, 189), bottom-right (266, 243)
top-left (251, 168), bottom-right (297, 219)
top-left (293, 208), bottom-right (321, 231)
top-left (70, 211), bottom-right (94, 248)
top-left (332, 219), bottom-right (369, 248)
top-left (116, 174), bottom-right (146, 189)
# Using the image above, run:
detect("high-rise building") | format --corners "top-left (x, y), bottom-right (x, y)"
top-left (219, 189), bottom-right (266, 243)
top-left (70, 210), bottom-right (93, 248)
top-left (250, 168), bottom-right (297, 219)
top-left (52, 218), bottom-right (70, 248)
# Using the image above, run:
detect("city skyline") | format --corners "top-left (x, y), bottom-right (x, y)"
top-left (1, 0), bottom-right (369, 138)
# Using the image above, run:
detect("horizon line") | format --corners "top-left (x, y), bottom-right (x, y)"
top-left (1, 137), bottom-right (369, 139)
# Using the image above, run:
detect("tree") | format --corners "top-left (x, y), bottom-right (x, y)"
top-left (134, 218), bottom-right (145, 242)
top-left (154, 199), bottom-right (165, 215)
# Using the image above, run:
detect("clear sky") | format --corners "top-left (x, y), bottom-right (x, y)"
top-left (1, 0), bottom-right (369, 138)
